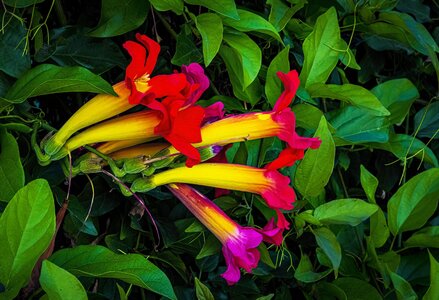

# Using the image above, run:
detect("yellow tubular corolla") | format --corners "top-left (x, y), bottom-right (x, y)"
top-left (110, 143), bottom-right (168, 161)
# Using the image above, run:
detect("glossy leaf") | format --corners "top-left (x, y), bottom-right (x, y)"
top-left (223, 31), bottom-right (262, 89)
top-left (292, 104), bottom-right (326, 132)
top-left (0, 179), bottom-right (55, 299)
top-left (313, 227), bottom-right (342, 274)
top-left (300, 7), bottom-right (341, 88)
top-left (267, 0), bottom-right (305, 31)
top-left (388, 168), bottom-right (439, 235)
top-left (308, 83), bottom-right (390, 116)
top-left (184, 0), bottom-right (239, 19)
top-left (40, 260), bottom-right (87, 300)
top-left (0, 128), bottom-right (24, 202)
top-left (414, 101), bottom-right (439, 139)
top-left (2, 64), bottom-right (115, 103)
top-left (222, 9), bottom-right (282, 42)
top-left (314, 199), bottom-right (378, 226)
top-left (89, 0), bottom-right (149, 37)
top-left (371, 78), bottom-right (419, 125)
top-left (333, 277), bottom-right (382, 300)
top-left (404, 227), bottom-right (439, 248)
top-left (195, 13), bottom-right (223, 67)
top-left (49, 245), bottom-right (177, 300)
top-left (294, 253), bottom-right (331, 283)
top-left (295, 117), bottom-right (335, 198)
top-left (265, 46), bottom-right (290, 107)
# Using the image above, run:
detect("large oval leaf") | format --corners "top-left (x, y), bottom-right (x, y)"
top-left (195, 13), bottom-right (223, 67)
top-left (388, 168), bottom-right (439, 235)
top-left (40, 260), bottom-right (87, 300)
top-left (295, 116), bottom-right (335, 198)
top-left (2, 64), bottom-right (116, 103)
top-left (314, 199), bottom-right (378, 226)
top-left (0, 179), bottom-right (56, 299)
top-left (49, 245), bottom-right (177, 300)
top-left (184, 0), bottom-right (239, 19)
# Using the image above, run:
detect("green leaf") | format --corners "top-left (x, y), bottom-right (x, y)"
top-left (330, 106), bottom-right (389, 145)
top-left (295, 117), bottom-right (335, 198)
top-left (222, 9), bottom-right (282, 42)
top-left (314, 199), bottom-right (378, 226)
top-left (0, 18), bottom-right (31, 78)
top-left (258, 242), bottom-right (275, 268)
top-left (172, 25), bottom-right (203, 66)
top-left (2, 64), bottom-right (115, 103)
top-left (0, 128), bottom-right (24, 202)
top-left (308, 83), bottom-right (390, 116)
top-left (338, 39), bottom-right (361, 70)
top-left (424, 252), bottom-right (439, 300)
top-left (223, 31), bottom-right (262, 89)
top-left (265, 46), bottom-right (290, 107)
top-left (219, 45), bottom-right (262, 105)
top-left (333, 277), bottom-right (382, 300)
top-left (368, 133), bottom-right (439, 167)
top-left (267, 0), bottom-right (305, 31)
top-left (0, 179), bottom-right (55, 299)
top-left (195, 13), bottom-right (223, 67)
top-left (371, 79), bottom-right (419, 125)
top-left (389, 272), bottom-right (418, 300)
top-left (3, 0), bottom-right (44, 7)
top-left (89, 0), bottom-right (149, 37)
top-left (195, 277), bottom-right (214, 300)
top-left (404, 227), bottom-right (439, 249)
top-left (294, 253), bottom-right (331, 283)
top-left (196, 234), bottom-right (221, 259)
top-left (360, 165), bottom-right (378, 204)
top-left (149, 0), bottom-right (183, 14)
top-left (292, 104), bottom-right (326, 132)
top-left (414, 101), bottom-right (439, 139)
top-left (49, 245), bottom-right (176, 300)
top-left (300, 7), bottom-right (341, 88)
top-left (388, 168), bottom-right (439, 235)
top-left (184, 0), bottom-right (239, 19)
top-left (313, 227), bottom-right (342, 274)
top-left (35, 32), bottom-right (127, 74)
top-left (39, 260), bottom-right (87, 300)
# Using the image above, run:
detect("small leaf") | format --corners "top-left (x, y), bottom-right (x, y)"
top-left (414, 101), bottom-right (439, 139)
top-left (89, 0), bottom-right (149, 37)
top-left (2, 64), bottom-right (116, 103)
top-left (223, 31), bottom-right (262, 89)
top-left (40, 260), bottom-right (87, 300)
top-left (195, 13), bottom-right (223, 67)
top-left (196, 234), bottom-right (221, 259)
top-left (388, 168), bottom-right (439, 235)
top-left (49, 245), bottom-right (176, 300)
top-left (424, 252), bottom-right (439, 300)
top-left (195, 277), bottom-right (214, 300)
top-left (389, 272), bottom-right (418, 300)
top-left (300, 7), bottom-right (341, 88)
top-left (149, 0), bottom-right (183, 14)
top-left (360, 165), bottom-right (378, 204)
top-left (404, 227), bottom-right (439, 248)
top-left (294, 253), bottom-right (331, 283)
top-left (184, 0), bottom-right (239, 19)
top-left (267, 0), bottom-right (305, 31)
top-left (172, 25), bottom-right (203, 66)
top-left (265, 46), bottom-right (290, 107)
top-left (313, 227), bottom-right (342, 274)
top-left (0, 179), bottom-right (56, 299)
top-left (333, 277), bottom-right (382, 300)
top-left (222, 9), bottom-right (282, 42)
top-left (314, 199), bottom-right (378, 226)
top-left (308, 83), bottom-right (390, 116)
top-left (295, 116), bottom-right (335, 198)
top-left (0, 128), bottom-right (24, 202)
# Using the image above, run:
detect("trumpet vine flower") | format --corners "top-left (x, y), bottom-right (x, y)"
top-left (160, 70), bottom-right (321, 169)
top-left (131, 163), bottom-right (295, 228)
top-left (51, 111), bottom-right (161, 160)
top-left (167, 183), bottom-right (281, 285)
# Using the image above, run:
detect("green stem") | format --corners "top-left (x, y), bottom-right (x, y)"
top-left (155, 11), bottom-right (178, 40)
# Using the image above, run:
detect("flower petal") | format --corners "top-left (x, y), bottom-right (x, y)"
top-left (273, 70), bottom-right (300, 112)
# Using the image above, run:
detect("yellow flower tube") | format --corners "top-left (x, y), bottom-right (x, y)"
top-left (51, 110), bottom-right (160, 160)
top-left (110, 143), bottom-right (168, 161)
top-left (43, 80), bottom-right (151, 155)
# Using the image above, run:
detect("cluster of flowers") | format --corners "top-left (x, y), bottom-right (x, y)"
top-left (40, 34), bottom-right (321, 285)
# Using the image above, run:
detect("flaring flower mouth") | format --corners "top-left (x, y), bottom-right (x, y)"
top-left (167, 183), bottom-right (283, 285)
